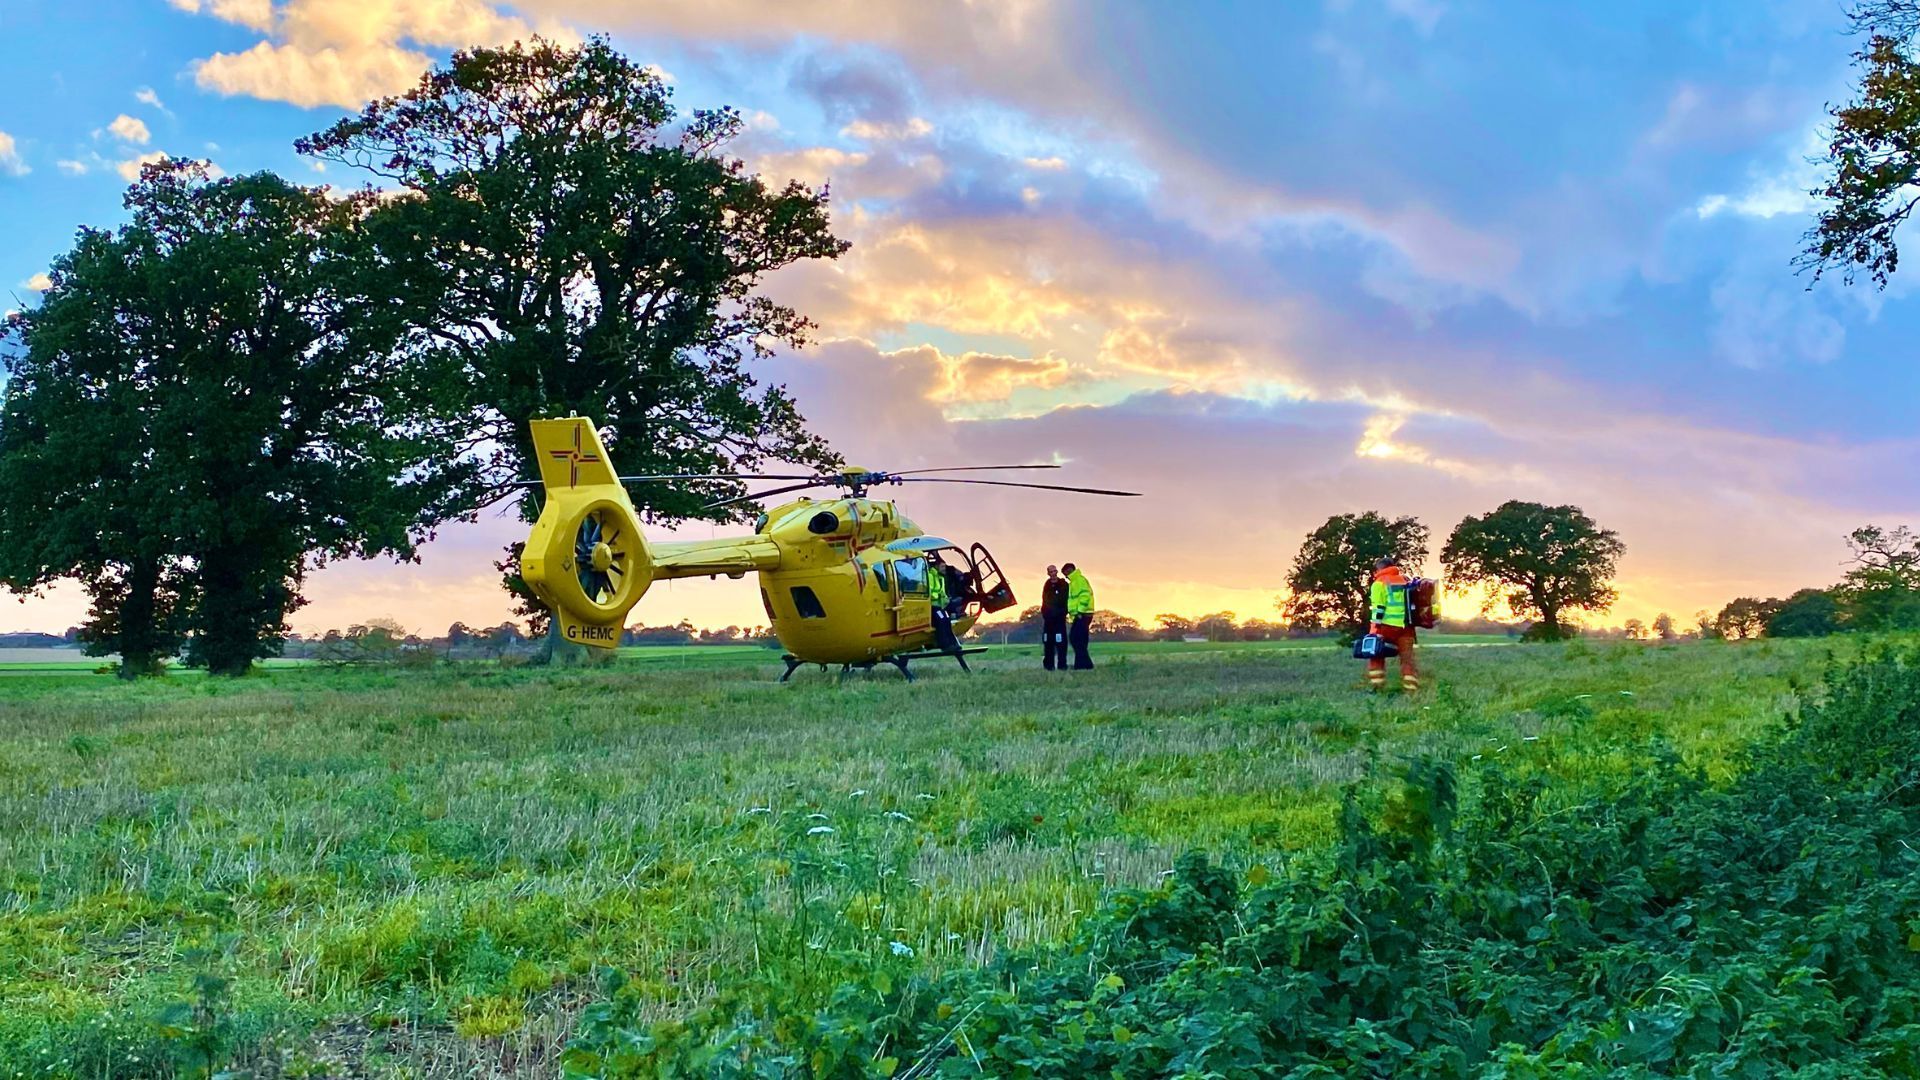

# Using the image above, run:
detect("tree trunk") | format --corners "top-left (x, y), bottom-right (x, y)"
top-left (1538, 605), bottom-right (1563, 641)
top-left (540, 619), bottom-right (589, 666)
top-left (195, 547), bottom-right (278, 677)
top-left (116, 556), bottom-right (161, 680)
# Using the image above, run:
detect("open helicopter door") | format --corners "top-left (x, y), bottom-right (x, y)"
top-left (967, 543), bottom-right (1017, 614)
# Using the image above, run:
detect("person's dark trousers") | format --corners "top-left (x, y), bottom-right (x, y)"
top-left (1042, 615), bottom-right (1068, 669)
top-left (1069, 614), bottom-right (1093, 669)
top-left (932, 608), bottom-right (960, 654)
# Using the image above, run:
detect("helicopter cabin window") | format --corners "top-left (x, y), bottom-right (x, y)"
top-left (790, 586), bottom-right (827, 619)
top-left (893, 558), bottom-right (929, 595)
top-left (869, 562), bottom-right (891, 592)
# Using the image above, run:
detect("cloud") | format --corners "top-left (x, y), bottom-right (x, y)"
top-left (134, 87), bottom-right (170, 113)
top-left (195, 41), bottom-right (441, 110)
top-left (791, 51), bottom-right (917, 127)
top-left (182, 0), bottom-right (578, 109)
top-left (55, 159), bottom-right (89, 176)
top-left (1709, 271), bottom-right (1845, 368)
top-left (1383, 0), bottom-right (1446, 33)
top-left (1695, 124), bottom-right (1825, 221)
top-left (22, 273), bottom-right (52, 293)
top-left (922, 345), bottom-right (1076, 404)
top-left (167, 0), bottom-right (274, 30)
top-left (107, 114), bottom-right (151, 145)
top-left (116, 151), bottom-right (169, 181)
top-left (0, 131), bottom-right (27, 176)
top-left (842, 116), bottom-right (933, 141)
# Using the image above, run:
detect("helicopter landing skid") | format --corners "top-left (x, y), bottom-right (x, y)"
top-left (779, 649), bottom-right (985, 684)
top-left (887, 647), bottom-right (987, 677)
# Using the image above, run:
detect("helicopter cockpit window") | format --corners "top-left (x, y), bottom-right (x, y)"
top-left (790, 586), bottom-right (827, 619)
top-left (893, 558), bottom-right (928, 595)
top-left (870, 562), bottom-right (892, 592)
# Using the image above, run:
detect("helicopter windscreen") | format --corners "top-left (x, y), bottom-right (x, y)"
top-left (882, 536), bottom-right (959, 554)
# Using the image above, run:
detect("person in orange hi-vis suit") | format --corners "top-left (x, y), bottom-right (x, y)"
top-left (1367, 556), bottom-right (1420, 693)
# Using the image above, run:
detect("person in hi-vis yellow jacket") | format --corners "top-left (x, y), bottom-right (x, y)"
top-left (1064, 562), bottom-right (1095, 670)
top-left (1367, 556), bottom-right (1422, 692)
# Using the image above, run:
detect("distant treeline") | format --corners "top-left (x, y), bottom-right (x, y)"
top-left (276, 619), bottom-right (782, 663)
top-left (1704, 526), bottom-right (1920, 640)
top-left (0, 631), bottom-right (78, 649)
top-left (971, 608), bottom-right (1526, 643)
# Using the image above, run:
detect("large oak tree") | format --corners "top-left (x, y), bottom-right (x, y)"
top-left (0, 240), bottom-right (189, 678)
top-left (297, 37), bottom-right (848, 521)
top-left (1442, 501), bottom-right (1623, 641)
top-left (1283, 511), bottom-right (1430, 641)
top-left (1840, 523), bottom-right (1920, 629)
top-left (0, 163), bottom-right (473, 675)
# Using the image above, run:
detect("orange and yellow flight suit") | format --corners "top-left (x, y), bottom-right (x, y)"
top-left (1368, 564), bottom-right (1420, 692)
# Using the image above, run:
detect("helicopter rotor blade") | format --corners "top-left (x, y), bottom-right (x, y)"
top-left (893, 478), bottom-right (1143, 497)
top-left (615, 473), bottom-right (823, 482)
top-left (700, 480), bottom-right (834, 511)
top-left (888, 464), bottom-right (1063, 476)
top-left (509, 472), bottom-right (821, 489)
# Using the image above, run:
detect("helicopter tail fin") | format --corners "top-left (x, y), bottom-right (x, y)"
top-left (531, 417), bottom-right (622, 491)
top-left (523, 418), bottom-right (656, 649)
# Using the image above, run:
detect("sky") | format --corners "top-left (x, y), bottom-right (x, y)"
top-left (2, 0), bottom-right (1918, 637)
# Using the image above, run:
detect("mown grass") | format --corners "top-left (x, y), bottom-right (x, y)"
top-left (0, 637), bottom-right (1843, 1077)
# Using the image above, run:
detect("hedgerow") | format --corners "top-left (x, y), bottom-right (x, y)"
top-left (564, 646), bottom-right (1920, 1077)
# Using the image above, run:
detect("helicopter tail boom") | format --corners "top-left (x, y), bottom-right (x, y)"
top-left (651, 538), bottom-right (782, 580)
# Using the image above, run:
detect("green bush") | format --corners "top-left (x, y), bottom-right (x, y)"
top-left (564, 648), bottom-right (1920, 1078)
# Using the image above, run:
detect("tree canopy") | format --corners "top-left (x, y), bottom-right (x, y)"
top-left (1839, 524), bottom-right (1920, 630)
top-left (1283, 512), bottom-right (1429, 641)
top-left (1804, 1), bottom-right (1920, 285)
top-left (0, 163), bottom-right (473, 675)
top-left (1713, 596), bottom-right (1781, 640)
top-left (1442, 501), bottom-right (1623, 641)
top-left (1767, 589), bottom-right (1844, 638)
top-left (0, 234), bottom-right (188, 677)
top-left (297, 36), bottom-right (847, 518)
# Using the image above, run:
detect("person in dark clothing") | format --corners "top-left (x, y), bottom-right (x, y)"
top-left (1039, 564), bottom-right (1069, 670)
top-left (941, 562), bottom-right (970, 616)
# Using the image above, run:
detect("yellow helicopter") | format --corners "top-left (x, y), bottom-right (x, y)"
top-left (518, 417), bottom-right (1140, 680)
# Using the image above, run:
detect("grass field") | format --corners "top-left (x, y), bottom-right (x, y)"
top-left (0, 636), bottom-right (1850, 1077)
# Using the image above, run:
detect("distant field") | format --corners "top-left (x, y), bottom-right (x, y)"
top-left (0, 637), bottom-right (1511, 679)
top-left (0, 648), bottom-right (96, 671)
top-left (0, 637), bottom-right (1843, 1076)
